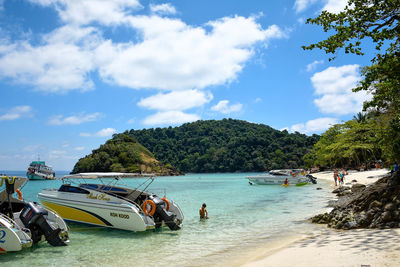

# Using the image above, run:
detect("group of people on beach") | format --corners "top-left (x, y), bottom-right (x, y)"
top-left (333, 169), bottom-right (347, 186)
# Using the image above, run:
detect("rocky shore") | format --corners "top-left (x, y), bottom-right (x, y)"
top-left (311, 170), bottom-right (400, 229)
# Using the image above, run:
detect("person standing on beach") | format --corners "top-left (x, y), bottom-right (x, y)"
top-left (333, 170), bottom-right (338, 186)
top-left (199, 203), bottom-right (209, 219)
top-left (339, 171), bottom-right (344, 185)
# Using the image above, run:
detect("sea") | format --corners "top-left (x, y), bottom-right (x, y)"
top-left (1, 171), bottom-right (333, 266)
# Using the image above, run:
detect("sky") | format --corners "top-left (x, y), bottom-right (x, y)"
top-left (0, 0), bottom-right (376, 171)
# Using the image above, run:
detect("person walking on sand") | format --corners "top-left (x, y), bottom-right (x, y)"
top-left (199, 203), bottom-right (209, 219)
top-left (333, 170), bottom-right (338, 186)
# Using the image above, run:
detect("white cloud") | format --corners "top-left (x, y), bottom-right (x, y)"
top-left (254, 97), bottom-right (262, 103)
top-left (306, 60), bottom-right (323, 72)
top-left (310, 65), bottom-right (371, 115)
top-left (294, 0), bottom-right (318, 13)
top-left (150, 3), bottom-right (176, 15)
top-left (80, 127), bottom-right (117, 137)
top-left (142, 111), bottom-right (199, 126)
top-left (211, 100), bottom-right (243, 114)
top-left (29, 0), bottom-right (142, 26)
top-left (48, 112), bottom-right (102, 125)
top-left (74, 146), bottom-right (85, 151)
top-left (290, 117), bottom-right (339, 133)
top-left (96, 15), bottom-right (286, 91)
top-left (322, 0), bottom-right (348, 13)
top-left (138, 90), bottom-right (213, 111)
top-left (0, 26), bottom-right (98, 93)
top-left (314, 91), bottom-right (370, 115)
top-left (294, 0), bottom-right (347, 14)
top-left (1, 7), bottom-right (285, 96)
top-left (0, 105), bottom-right (32, 121)
top-left (311, 65), bottom-right (360, 95)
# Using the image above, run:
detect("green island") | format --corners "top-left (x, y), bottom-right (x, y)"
top-left (71, 134), bottom-right (181, 175)
top-left (72, 119), bottom-right (319, 174)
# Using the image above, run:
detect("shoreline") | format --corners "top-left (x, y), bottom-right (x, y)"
top-left (238, 169), bottom-right (400, 267)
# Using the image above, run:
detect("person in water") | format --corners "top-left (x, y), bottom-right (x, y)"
top-left (283, 178), bottom-right (288, 185)
top-left (199, 203), bottom-right (209, 219)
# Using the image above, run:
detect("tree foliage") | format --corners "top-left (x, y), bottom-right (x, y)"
top-left (304, 119), bottom-right (382, 168)
top-left (125, 119), bottom-right (319, 173)
top-left (303, 0), bottom-right (400, 60)
top-left (303, 0), bottom-right (400, 163)
top-left (71, 134), bottom-right (179, 175)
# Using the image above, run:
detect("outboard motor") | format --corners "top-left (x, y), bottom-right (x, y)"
top-left (19, 202), bottom-right (67, 246)
top-left (306, 174), bottom-right (317, 184)
top-left (149, 195), bottom-right (181, 231)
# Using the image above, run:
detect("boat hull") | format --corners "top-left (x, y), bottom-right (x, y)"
top-left (0, 215), bottom-right (32, 253)
top-left (27, 173), bottom-right (55, 180)
top-left (38, 191), bottom-right (154, 232)
top-left (248, 175), bottom-right (307, 185)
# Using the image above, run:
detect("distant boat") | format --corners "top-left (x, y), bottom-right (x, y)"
top-left (26, 158), bottom-right (55, 180)
top-left (247, 169), bottom-right (309, 185)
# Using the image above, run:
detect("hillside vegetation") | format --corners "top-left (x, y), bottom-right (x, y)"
top-left (124, 119), bottom-right (319, 173)
top-left (71, 134), bottom-right (181, 175)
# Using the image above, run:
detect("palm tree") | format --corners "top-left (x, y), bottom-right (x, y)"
top-left (353, 112), bottom-right (367, 123)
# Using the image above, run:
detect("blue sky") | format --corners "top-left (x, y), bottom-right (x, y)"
top-left (0, 0), bottom-right (375, 171)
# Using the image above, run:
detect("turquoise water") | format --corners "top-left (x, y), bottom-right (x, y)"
top-left (1, 172), bottom-right (332, 266)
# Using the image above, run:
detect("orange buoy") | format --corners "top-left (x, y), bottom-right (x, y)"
top-left (161, 198), bottom-right (170, 211)
top-left (142, 199), bottom-right (156, 216)
top-left (16, 188), bottom-right (23, 200)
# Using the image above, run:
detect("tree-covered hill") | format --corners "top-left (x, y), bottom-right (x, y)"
top-left (71, 134), bottom-right (181, 175)
top-left (123, 119), bottom-right (319, 173)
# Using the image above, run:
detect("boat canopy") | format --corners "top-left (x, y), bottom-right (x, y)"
top-left (30, 161), bottom-right (46, 165)
top-left (63, 172), bottom-right (155, 179)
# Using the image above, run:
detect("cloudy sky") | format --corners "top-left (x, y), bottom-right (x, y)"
top-left (0, 0), bottom-right (374, 170)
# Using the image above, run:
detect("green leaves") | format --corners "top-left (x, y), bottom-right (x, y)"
top-left (303, 0), bottom-right (400, 61)
top-left (305, 119), bottom-right (381, 168)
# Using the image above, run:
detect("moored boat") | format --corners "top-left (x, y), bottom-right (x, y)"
top-left (38, 172), bottom-right (184, 232)
top-left (26, 159), bottom-right (55, 180)
top-left (0, 176), bottom-right (69, 253)
top-left (247, 169), bottom-right (315, 185)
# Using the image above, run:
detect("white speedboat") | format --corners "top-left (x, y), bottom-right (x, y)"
top-left (38, 173), bottom-right (184, 232)
top-left (0, 176), bottom-right (69, 253)
top-left (247, 169), bottom-right (314, 185)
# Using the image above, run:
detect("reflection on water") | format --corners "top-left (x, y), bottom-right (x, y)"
top-left (1, 172), bottom-right (332, 266)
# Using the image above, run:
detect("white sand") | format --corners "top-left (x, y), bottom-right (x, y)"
top-left (312, 168), bottom-right (391, 187)
top-left (243, 228), bottom-right (400, 267)
top-left (241, 169), bottom-right (400, 267)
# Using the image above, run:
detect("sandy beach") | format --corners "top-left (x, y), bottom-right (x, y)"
top-left (242, 169), bottom-right (400, 267)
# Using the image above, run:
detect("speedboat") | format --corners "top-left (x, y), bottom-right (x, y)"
top-left (0, 176), bottom-right (69, 253)
top-left (27, 159), bottom-right (55, 180)
top-left (247, 169), bottom-right (316, 185)
top-left (38, 173), bottom-right (184, 232)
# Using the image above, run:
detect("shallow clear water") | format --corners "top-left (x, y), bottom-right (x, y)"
top-left (1, 172), bottom-right (332, 266)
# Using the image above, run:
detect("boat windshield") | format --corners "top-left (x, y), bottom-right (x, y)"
top-left (61, 173), bottom-right (155, 196)
top-left (58, 184), bottom-right (89, 194)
